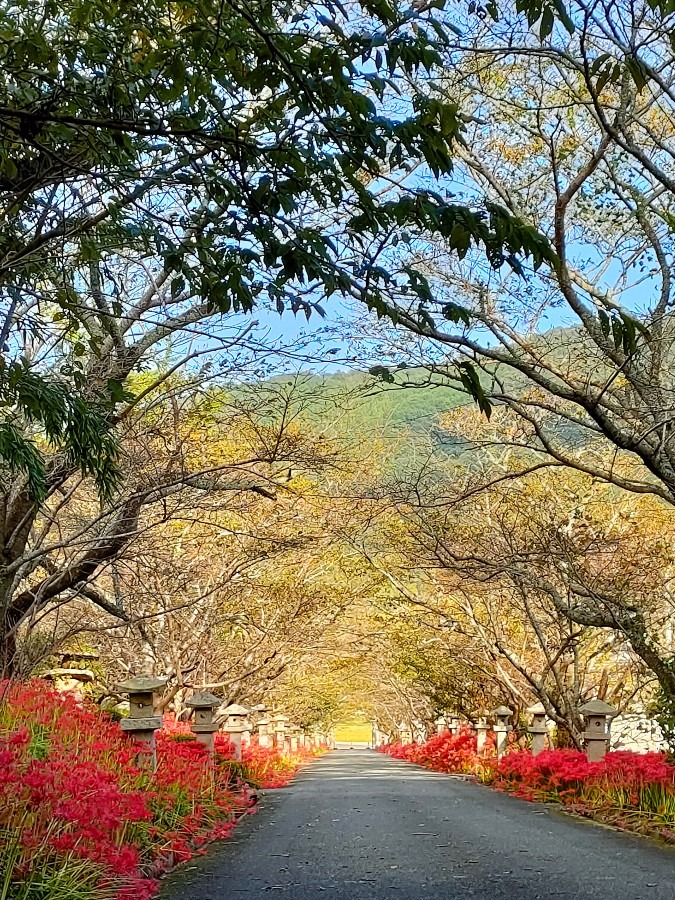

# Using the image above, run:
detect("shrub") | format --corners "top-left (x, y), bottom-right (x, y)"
top-left (493, 748), bottom-right (675, 838)
top-left (379, 731), bottom-right (675, 841)
top-left (0, 681), bottom-right (321, 899)
top-left (379, 727), bottom-right (494, 776)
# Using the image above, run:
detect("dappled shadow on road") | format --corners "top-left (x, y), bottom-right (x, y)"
top-left (161, 748), bottom-right (675, 900)
top-left (298, 769), bottom-right (459, 781)
top-left (295, 751), bottom-right (464, 782)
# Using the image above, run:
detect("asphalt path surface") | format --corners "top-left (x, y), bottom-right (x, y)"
top-left (160, 749), bottom-right (675, 899)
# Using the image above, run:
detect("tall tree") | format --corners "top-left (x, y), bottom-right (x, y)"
top-left (373, 0), bottom-right (675, 504)
top-left (0, 0), bottom-right (556, 494)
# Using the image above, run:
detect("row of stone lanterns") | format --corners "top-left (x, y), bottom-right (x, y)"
top-left (114, 677), bottom-right (317, 771)
top-left (473, 699), bottom-right (619, 762)
top-left (426, 698), bottom-right (619, 763)
top-left (523, 699), bottom-right (619, 762)
top-left (434, 715), bottom-right (461, 736)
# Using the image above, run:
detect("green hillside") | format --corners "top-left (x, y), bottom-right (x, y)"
top-left (309, 369), bottom-right (467, 433)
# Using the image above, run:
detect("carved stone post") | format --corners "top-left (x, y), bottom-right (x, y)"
top-left (222, 703), bottom-right (250, 762)
top-left (580, 700), bottom-right (618, 762)
top-left (187, 692), bottom-right (221, 758)
top-left (117, 676), bottom-right (166, 770)
top-left (398, 721), bottom-right (412, 744)
top-left (475, 717), bottom-right (489, 755)
top-left (491, 705), bottom-right (513, 760)
top-left (250, 704), bottom-right (268, 741)
top-left (449, 716), bottom-right (461, 737)
top-left (289, 726), bottom-right (299, 752)
top-left (251, 703), bottom-right (268, 720)
top-left (527, 702), bottom-right (548, 756)
top-left (242, 717), bottom-right (252, 747)
top-left (257, 716), bottom-right (272, 749)
top-left (272, 713), bottom-right (289, 750)
top-left (435, 716), bottom-right (448, 735)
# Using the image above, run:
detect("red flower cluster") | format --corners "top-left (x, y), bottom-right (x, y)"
top-left (379, 727), bottom-right (493, 775)
top-left (380, 724), bottom-right (675, 841)
top-left (494, 748), bottom-right (675, 838)
top-left (240, 739), bottom-right (322, 788)
top-left (0, 681), bottom-right (323, 899)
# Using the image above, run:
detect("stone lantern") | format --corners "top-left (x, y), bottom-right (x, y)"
top-left (44, 666), bottom-right (95, 697)
top-left (580, 699), bottom-right (618, 762)
top-left (250, 703), bottom-right (268, 727)
top-left (435, 716), bottom-right (448, 735)
top-left (45, 649), bottom-right (99, 697)
top-left (474, 717), bottom-right (489, 754)
top-left (272, 712), bottom-right (289, 750)
top-left (222, 703), bottom-right (250, 762)
top-left (242, 717), bottom-right (253, 747)
top-left (257, 715), bottom-right (272, 748)
top-left (491, 705), bottom-right (513, 759)
top-left (398, 721), bottom-right (412, 745)
top-left (186, 692), bottom-right (221, 757)
top-left (117, 675), bottom-right (166, 769)
top-left (527, 702), bottom-right (547, 756)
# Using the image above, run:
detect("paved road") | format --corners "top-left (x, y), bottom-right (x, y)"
top-left (160, 749), bottom-right (675, 899)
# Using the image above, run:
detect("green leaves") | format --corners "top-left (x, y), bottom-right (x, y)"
top-left (457, 361), bottom-right (491, 419)
top-left (0, 362), bottom-right (120, 501)
top-left (0, 0), bottom-right (566, 502)
top-left (369, 364), bottom-right (396, 384)
top-left (514, 0), bottom-right (575, 35)
top-left (597, 310), bottom-right (645, 357)
top-left (368, 359), bottom-right (492, 419)
top-left (0, 421), bottom-right (45, 501)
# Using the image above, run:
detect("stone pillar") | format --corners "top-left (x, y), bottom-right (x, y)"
top-left (222, 703), bottom-right (250, 762)
top-left (289, 727), bottom-right (299, 752)
top-left (242, 718), bottom-right (252, 747)
top-left (187, 691), bottom-right (221, 758)
top-left (272, 713), bottom-right (289, 750)
top-left (398, 721), bottom-right (412, 744)
top-left (257, 716), bottom-right (272, 749)
top-left (491, 705), bottom-right (513, 760)
top-left (475, 717), bottom-right (489, 755)
top-left (580, 699), bottom-right (618, 762)
top-left (251, 703), bottom-right (268, 721)
top-left (227, 724), bottom-right (246, 761)
top-left (117, 676), bottom-right (166, 770)
top-left (435, 716), bottom-right (448, 735)
top-left (527, 702), bottom-right (548, 756)
top-left (449, 716), bottom-right (461, 737)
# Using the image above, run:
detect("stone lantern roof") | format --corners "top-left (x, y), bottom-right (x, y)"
top-left (579, 699), bottom-right (618, 716)
top-left (491, 705), bottom-right (513, 717)
top-left (116, 676), bottom-right (167, 693)
top-left (186, 692), bottom-right (221, 709)
top-left (527, 702), bottom-right (546, 716)
top-left (45, 667), bottom-right (95, 682)
top-left (223, 703), bottom-right (250, 716)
